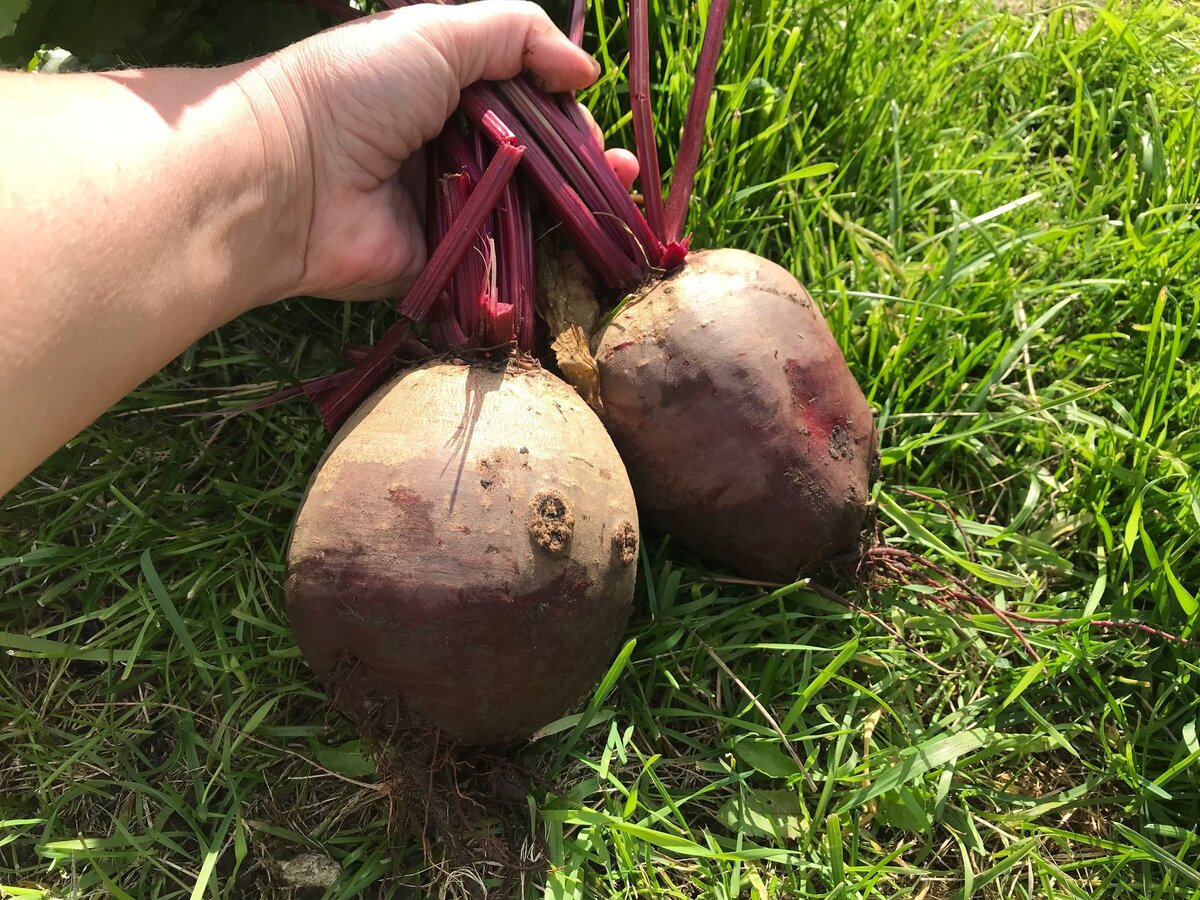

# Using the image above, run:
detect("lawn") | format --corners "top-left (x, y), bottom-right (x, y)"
top-left (2, 0), bottom-right (1199, 897)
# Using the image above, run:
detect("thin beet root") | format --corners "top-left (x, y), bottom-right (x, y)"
top-left (594, 248), bottom-right (876, 582)
top-left (285, 359), bottom-right (639, 746)
top-left (335, 686), bottom-right (544, 883)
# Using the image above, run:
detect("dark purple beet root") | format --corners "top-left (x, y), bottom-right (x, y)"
top-left (285, 359), bottom-right (639, 746)
top-left (594, 248), bottom-right (875, 582)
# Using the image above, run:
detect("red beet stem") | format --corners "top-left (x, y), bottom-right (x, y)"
top-left (442, 173), bottom-right (486, 341)
top-left (313, 139), bottom-right (523, 429)
top-left (303, 319), bottom-right (432, 429)
top-left (663, 0), bottom-right (730, 244)
top-left (397, 138), bottom-right (522, 323)
top-left (436, 125), bottom-right (489, 341)
top-left (461, 86), bottom-right (644, 289)
top-left (629, 0), bottom-right (666, 243)
top-left (475, 112), bottom-right (532, 347)
top-left (544, 84), bottom-right (666, 266)
top-left (493, 184), bottom-right (520, 344)
top-left (496, 80), bottom-right (653, 266)
top-left (438, 123), bottom-right (484, 181)
top-left (342, 342), bottom-right (371, 364)
top-left (426, 143), bottom-right (447, 249)
top-left (491, 302), bottom-right (516, 345)
top-left (479, 109), bottom-right (517, 145)
top-left (426, 173), bottom-right (454, 336)
top-left (568, 0), bottom-right (586, 45)
top-left (430, 309), bottom-right (471, 349)
top-left (479, 236), bottom-right (509, 344)
top-left (494, 178), bottom-right (536, 351)
top-left (307, 323), bottom-right (421, 430)
top-left (516, 181), bottom-right (536, 350)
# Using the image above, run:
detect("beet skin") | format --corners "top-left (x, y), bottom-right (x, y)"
top-left (594, 248), bottom-right (875, 582)
top-left (285, 360), bottom-right (639, 746)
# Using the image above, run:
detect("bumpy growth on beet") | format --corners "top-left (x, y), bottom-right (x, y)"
top-left (285, 360), bottom-right (639, 746)
top-left (594, 249), bottom-right (876, 582)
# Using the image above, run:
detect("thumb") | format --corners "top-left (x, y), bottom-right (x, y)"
top-left (413, 0), bottom-right (601, 94)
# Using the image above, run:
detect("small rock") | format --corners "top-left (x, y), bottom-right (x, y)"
top-left (278, 853), bottom-right (340, 890)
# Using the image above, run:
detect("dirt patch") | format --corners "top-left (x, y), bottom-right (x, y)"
top-left (828, 422), bottom-right (854, 460)
top-left (784, 464), bottom-right (833, 510)
top-left (528, 491), bottom-right (574, 554)
top-left (478, 453), bottom-right (502, 490)
top-left (989, 750), bottom-right (1114, 839)
top-left (611, 521), bottom-right (639, 565)
top-left (325, 655), bottom-right (544, 896)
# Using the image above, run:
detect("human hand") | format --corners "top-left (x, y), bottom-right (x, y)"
top-left (242, 0), bottom-right (638, 305)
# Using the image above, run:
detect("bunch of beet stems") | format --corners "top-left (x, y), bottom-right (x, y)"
top-left (289, 0), bottom-right (730, 431)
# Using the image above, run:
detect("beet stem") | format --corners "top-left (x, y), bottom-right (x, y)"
top-left (663, 0), bottom-right (731, 244)
top-left (496, 79), bottom-right (658, 267)
top-left (438, 123), bottom-right (484, 182)
top-left (629, 0), bottom-right (667, 243)
top-left (442, 173), bottom-right (486, 342)
top-left (316, 139), bottom-right (523, 429)
top-left (429, 309), bottom-right (471, 350)
top-left (426, 173), bottom-right (454, 338)
top-left (302, 319), bottom-right (432, 428)
top-left (461, 86), bottom-right (644, 289)
top-left (436, 124), bottom-right (489, 342)
top-left (568, 0), bottom-right (586, 45)
top-left (398, 137), bottom-right (521, 323)
top-left (481, 236), bottom-right (513, 345)
top-left (491, 178), bottom-right (536, 352)
top-left (479, 109), bottom-right (518, 145)
top-left (493, 182), bottom-right (522, 346)
top-left (517, 180), bottom-right (536, 349)
top-left (552, 88), bottom-right (665, 266)
top-left (341, 342), bottom-right (371, 364)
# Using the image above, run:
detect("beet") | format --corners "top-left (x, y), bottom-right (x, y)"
top-left (593, 248), bottom-right (876, 582)
top-left (285, 359), bottom-right (639, 746)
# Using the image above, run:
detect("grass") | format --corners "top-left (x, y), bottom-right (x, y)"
top-left (2, 0), bottom-right (1199, 896)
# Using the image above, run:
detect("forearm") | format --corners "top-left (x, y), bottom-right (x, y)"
top-left (0, 63), bottom-right (305, 492)
top-left (0, 1), bottom-right (606, 494)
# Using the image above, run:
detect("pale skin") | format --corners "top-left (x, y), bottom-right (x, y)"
top-left (0, 0), bottom-right (637, 495)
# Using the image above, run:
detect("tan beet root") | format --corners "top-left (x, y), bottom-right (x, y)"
top-left (594, 248), bottom-right (876, 582)
top-left (285, 360), bottom-right (639, 746)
